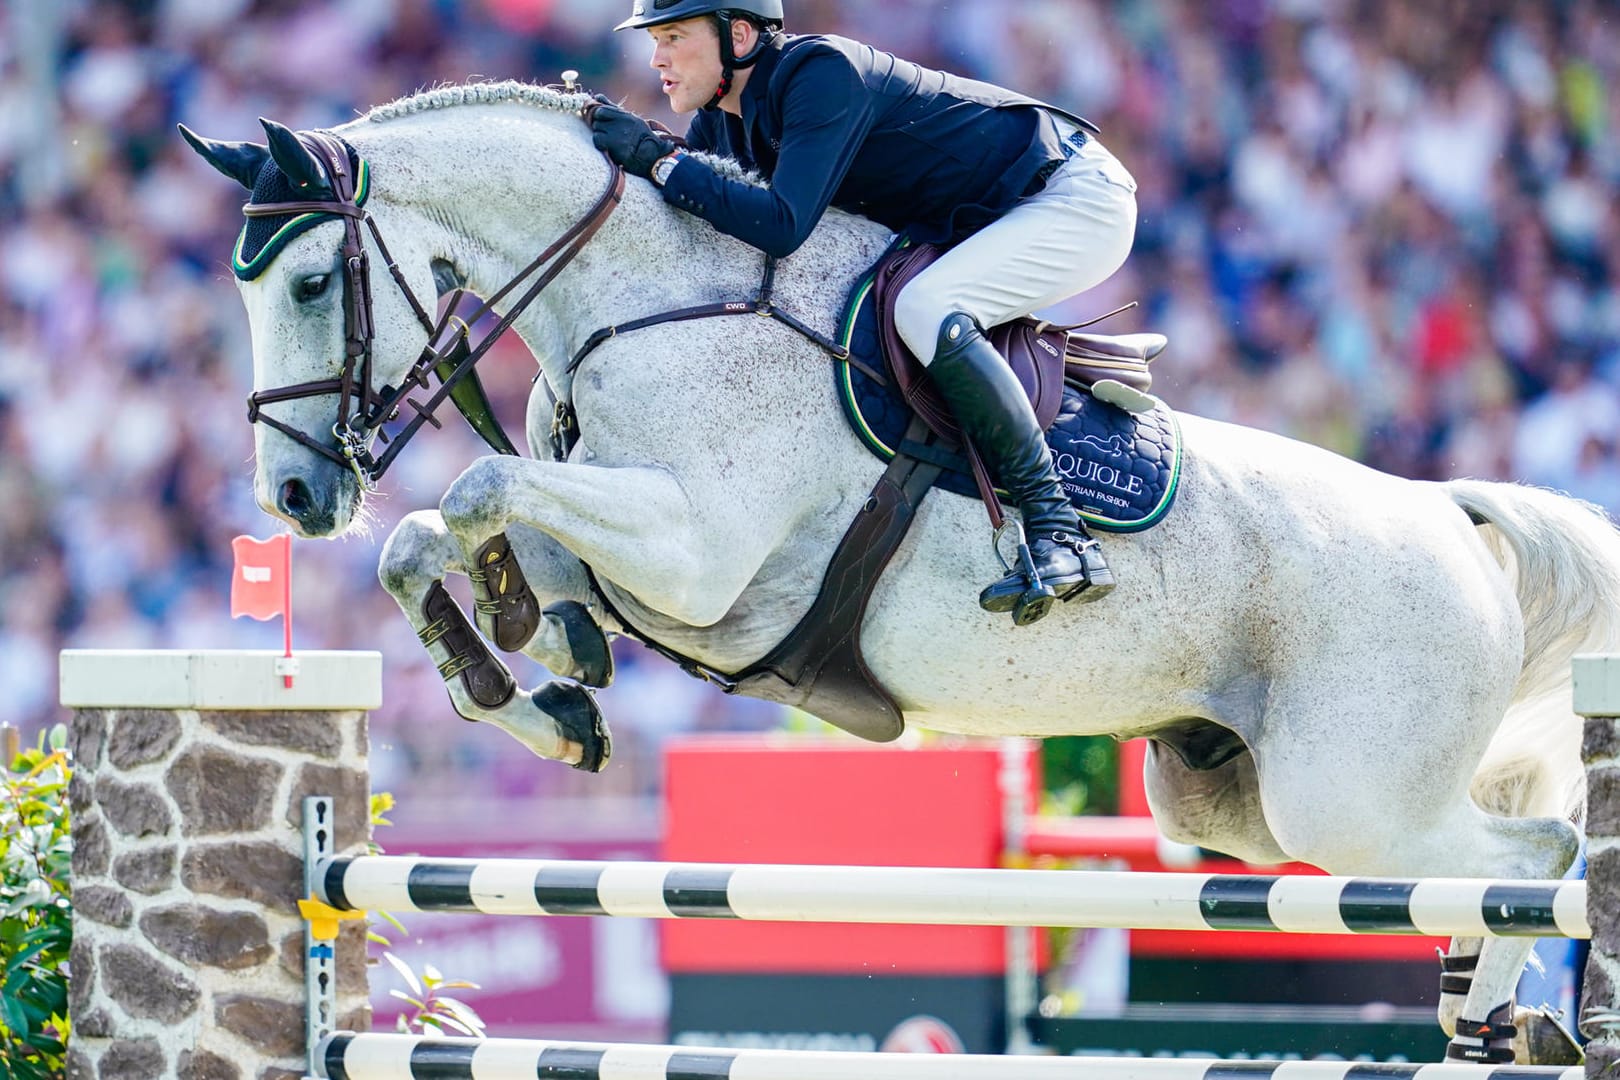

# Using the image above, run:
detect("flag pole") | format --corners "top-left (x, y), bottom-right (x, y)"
top-left (282, 538), bottom-right (294, 688)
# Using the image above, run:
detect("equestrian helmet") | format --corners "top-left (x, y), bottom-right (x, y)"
top-left (615, 0), bottom-right (784, 32)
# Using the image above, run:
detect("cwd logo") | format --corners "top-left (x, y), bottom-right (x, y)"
top-left (879, 1015), bottom-right (966, 1054)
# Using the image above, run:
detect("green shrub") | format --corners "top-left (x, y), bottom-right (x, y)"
top-left (0, 726), bottom-right (71, 1080)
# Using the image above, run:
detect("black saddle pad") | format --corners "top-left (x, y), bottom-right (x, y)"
top-left (835, 262), bottom-right (1180, 533)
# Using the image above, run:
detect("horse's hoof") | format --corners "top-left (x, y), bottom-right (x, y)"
top-left (533, 681), bottom-right (612, 773)
top-left (471, 533), bottom-right (541, 652)
top-left (544, 600), bottom-right (614, 687)
top-left (1517, 1004), bottom-right (1582, 1066)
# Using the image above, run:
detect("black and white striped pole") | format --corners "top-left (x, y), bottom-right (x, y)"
top-left (313, 855), bottom-right (1588, 938)
top-left (311, 1031), bottom-right (1583, 1080)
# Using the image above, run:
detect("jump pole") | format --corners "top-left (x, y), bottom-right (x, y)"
top-left (314, 855), bottom-right (1588, 938)
top-left (312, 1032), bottom-right (1583, 1080)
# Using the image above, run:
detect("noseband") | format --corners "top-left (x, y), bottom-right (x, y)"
top-left (242, 120), bottom-right (625, 488)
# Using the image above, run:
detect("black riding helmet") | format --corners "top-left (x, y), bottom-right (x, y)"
top-left (615, 0), bottom-right (785, 109)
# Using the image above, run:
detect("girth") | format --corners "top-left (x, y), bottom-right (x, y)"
top-left (562, 258), bottom-right (942, 742)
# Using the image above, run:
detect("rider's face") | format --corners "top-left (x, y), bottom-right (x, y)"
top-left (648, 17), bottom-right (723, 113)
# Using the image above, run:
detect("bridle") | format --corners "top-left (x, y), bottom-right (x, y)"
top-left (241, 119), bottom-right (626, 489)
top-left (241, 105), bottom-right (855, 492)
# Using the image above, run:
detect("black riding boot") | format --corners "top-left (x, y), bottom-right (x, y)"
top-left (929, 313), bottom-right (1114, 623)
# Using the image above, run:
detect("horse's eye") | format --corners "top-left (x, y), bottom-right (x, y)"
top-left (297, 274), bottom-right (330, 301)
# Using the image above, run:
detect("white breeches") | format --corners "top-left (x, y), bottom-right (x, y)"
top-left (893, 125), bottom-right (1139, 366)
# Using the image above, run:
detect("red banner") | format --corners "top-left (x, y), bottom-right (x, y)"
top-left (230, 534), bottom-right (291, 622)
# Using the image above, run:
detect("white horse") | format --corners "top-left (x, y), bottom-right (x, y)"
top-left (182, 82), bottom-right (1620, 1063)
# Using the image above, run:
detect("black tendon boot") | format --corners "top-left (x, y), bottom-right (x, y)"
top-left (929, 313), bottom-right (1114, 624)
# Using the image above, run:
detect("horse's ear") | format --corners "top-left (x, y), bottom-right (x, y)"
top-left (176, 123), bottom-right (268, 191)
top-left (259, 117), bottom-right (333, 197)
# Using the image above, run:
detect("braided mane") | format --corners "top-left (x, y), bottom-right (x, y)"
top-left (361, 79), bottom-right (761, 184)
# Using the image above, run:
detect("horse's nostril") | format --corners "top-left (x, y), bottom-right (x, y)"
top-left (278, 478), bottom-right (314, 520)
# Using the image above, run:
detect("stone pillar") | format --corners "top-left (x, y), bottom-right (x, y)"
top-left (1577, 654), bottom-right (1620, 1077)
top-left (62, 650), bottom-right (379, 1080)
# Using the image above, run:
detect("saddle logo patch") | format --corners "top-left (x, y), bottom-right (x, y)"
top-left (1035, 337), bottom-right (1061, 358)
top-left (1056, 455), bottom-right (1146, 509)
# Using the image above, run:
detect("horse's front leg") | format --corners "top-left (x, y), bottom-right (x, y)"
top-left (441, 456), bottom-right (765, 629)
top-left (466, 525), bottom-right (614, 687)
top-left (378, 510), bottom-right (611, 771)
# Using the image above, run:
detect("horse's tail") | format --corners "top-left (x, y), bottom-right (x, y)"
top-left (1446, 478), bottom-right (1620, 822)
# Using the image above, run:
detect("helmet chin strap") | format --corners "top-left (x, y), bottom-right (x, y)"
top-left (702, 12), bottom-right (774, 110)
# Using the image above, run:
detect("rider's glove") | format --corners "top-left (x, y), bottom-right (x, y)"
top-left (590, 103), bottom-right (676, 180)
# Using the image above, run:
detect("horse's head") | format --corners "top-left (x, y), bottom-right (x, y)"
top-left (180, 118), bottom-right (444, 537)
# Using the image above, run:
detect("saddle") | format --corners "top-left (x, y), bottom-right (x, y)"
top-left (873, 242), bottom-right (1167, 441)
top-left (728, 243), bottom-right (1176, 744)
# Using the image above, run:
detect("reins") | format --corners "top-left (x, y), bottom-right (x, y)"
top-left (242, 116), bottom-right (625, 488)
top-left (244, 105), bottom-right (857, 492)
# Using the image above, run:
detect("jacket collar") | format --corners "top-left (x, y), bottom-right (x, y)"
top-left (731, 32), bottom-right (787, 126)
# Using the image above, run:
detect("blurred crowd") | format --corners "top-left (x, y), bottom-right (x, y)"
top-left (3, 0), bottom-right (1618, 814)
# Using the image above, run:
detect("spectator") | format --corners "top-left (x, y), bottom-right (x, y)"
top-left (4, 0), bottom-right (1618, 814)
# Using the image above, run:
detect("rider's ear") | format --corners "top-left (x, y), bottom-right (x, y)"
top-left (177, 124), bottom-right (268, 191)
top-left (732, 18), bottom-right (755, 51)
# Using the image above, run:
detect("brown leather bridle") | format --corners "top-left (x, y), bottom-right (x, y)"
top-left (242, 121), bottom-right (625, 488)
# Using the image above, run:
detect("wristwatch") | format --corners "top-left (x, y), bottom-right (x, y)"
top-left (652, 150), bottom-right (686, 187)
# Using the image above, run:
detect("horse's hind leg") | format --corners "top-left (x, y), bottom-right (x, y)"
top-left (1254, 694), bottom-right (1579, 1064)
top-left (378, 511), bottom-right (611, 771)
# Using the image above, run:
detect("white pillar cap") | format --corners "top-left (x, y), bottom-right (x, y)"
top-left (1572, 653), bottom-right (1620, 717)
top-left (59, 650), bottom-right (382, 711)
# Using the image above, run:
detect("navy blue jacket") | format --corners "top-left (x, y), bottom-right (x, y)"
top-left (660, 33), bottom-right (1090, 257)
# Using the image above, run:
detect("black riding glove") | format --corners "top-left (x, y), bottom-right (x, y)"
top-left (590, 103), bottom-right (675, 180)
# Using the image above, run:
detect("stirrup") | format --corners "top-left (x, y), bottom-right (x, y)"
top-left (981, 522), bottom-right (1057, 626)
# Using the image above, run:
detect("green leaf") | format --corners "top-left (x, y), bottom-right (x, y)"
top-left (0, 994), bottom-right (26, 1041)
top-left (430, 1012), bottom-right (478, 1037)
top-left (387, 989), bottom-right (426, 1010)
top-left (382, 951), bottom-right (422, 996)
top-left (435, 997), bottom-right (486, 1033)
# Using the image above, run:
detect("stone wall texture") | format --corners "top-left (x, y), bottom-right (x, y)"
top-left (69, 705), bottom-right (372, 1080)
top-left (1586, 714), bottom-right (1619, 1078)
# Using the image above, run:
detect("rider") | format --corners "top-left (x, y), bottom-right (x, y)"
top-left (591, 0), bottom-right (1138, 624)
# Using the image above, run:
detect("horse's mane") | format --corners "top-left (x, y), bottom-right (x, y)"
top-left (361, 80), bottom-right (763, 186)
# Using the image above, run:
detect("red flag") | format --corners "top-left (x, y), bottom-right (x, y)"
top-left (231, 534), bottom-right (291, 621)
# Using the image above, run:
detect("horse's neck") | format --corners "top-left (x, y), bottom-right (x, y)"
top-left (348, 107), bottom-right (889, 388)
